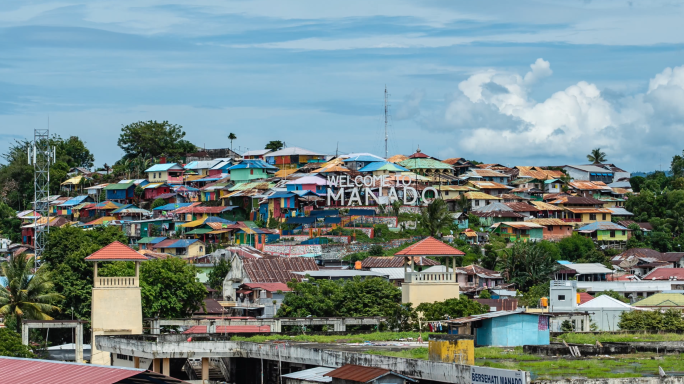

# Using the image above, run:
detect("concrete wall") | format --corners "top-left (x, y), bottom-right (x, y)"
top-left (90, 287), bottom-right (143, 365)
top-left (428, 335), bottom-right (474, 365)
top-left (534, 377), bottom-right (684, 384)
top-left (401, 282), bottom-right (460, 306)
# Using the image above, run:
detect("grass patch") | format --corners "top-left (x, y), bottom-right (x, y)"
top-left (475, 347), bottom-right (539, 361)
top-left (366, 347), bottom-right (429, 360)
top-left (557, 332), bottom-right (684, 344)
top-left (232, 332), bottom-right (427, 344)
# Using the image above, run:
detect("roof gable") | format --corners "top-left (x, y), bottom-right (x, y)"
top-left (85, 241), bottom-right (147, 261)
top-left (395, 236), bottom-right (465, 256)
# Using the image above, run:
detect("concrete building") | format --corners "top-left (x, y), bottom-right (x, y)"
top-left (577, 294), bottom-right (640, 331)
top-left (86, 241), bottom-right (146, 366)
top-left (396, 237), bottom-right (464, 306)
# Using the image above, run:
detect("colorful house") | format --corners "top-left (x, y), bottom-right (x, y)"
top-left (142, 183), bottom-right (172, 200)
top-left (528, 218), bottom-right (573, 241)
top-left (103, 182), bottom-right (136, 202)
top-left (446, 310), bottom-right (550, 346)
top-left (357, 161), bottom-right (409, 176)
top-left (493, 222), bottom-right (544, 242)
top-left (285, 175), bottom-right (329, 194)
top-left (152, 238), bottom-right (205, 257)
top-left (55, 195), bottom-right (94, 218)
top-left (264, 147), bottom-right (327, 170)
top-left (184, 160), bottom-right (222, 177)
top-left (576, 221), bottom-right (630, 241)
top-left (342, 153), bottom-right (385, 171)
top-left (145, 163), bottom-right (185, 184)
top-left (398, 157), bottom-right (453, 176)
top-left (242, 149), bottom-right (272, 160)
top-left (228, 160), bottom-right (278, 183)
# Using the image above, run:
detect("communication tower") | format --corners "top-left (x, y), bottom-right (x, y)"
top-left (28, 129), bottom-right (55, 266)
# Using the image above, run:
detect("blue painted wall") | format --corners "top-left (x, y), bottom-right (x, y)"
top-left (476, 314), bottom-right (549, 347)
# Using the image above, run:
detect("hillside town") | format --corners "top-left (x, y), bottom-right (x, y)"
top-left (2, 123), bottom-right (684, 383)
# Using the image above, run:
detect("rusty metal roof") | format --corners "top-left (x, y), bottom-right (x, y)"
top-left (243, 257), bottom-right (319, 283)
top-left (500, 222), bottom-right (543, 229)
top-left (0, 356), bottom-right (188, 384)
top-left (324, 364), bottom-right (416, 383)
top-left (530, 201), bottom-right (565, 211)
top-left (242, 282), bottom-right (292, 292)
top-left (504, 202), bottom-right (540, 212)
top-left (529, 218), bottom-right (572, 226)
top-left (564, 207), bottom-right (613, 214)
top-left (548, 196), bottom-right (605, 205)
top-left (361, 256), bottom-right (439, 268)
top-left (464, 191), bottom-right (502, 200)
top-left (468, 181), bottom-right (511, 189)
top-left (568, 181), bottom-right (610, 190)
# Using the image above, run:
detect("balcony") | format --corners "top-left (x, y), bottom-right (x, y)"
top-left (94, 276), bottom-right (139, 288)
top-left (561, 218), bottom-right (581, 223)
top-left (404, 271), bottom-right (456, 284)
top-left (167, 176), bottom-right (184, 184)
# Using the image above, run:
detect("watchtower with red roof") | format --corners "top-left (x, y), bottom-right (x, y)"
top-left (395, 236), bottom-right (465, 306)
top-left (86, 241), bottom-right (147, 366)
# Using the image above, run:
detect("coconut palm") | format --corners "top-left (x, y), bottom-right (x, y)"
top-left (420, 198), bottom-right (452, 237)
top-left (228, 133), bottom-right (237, 154)
top-left (587, 148), bottom-right (607, 164)
top-left (0, 256), bottom-right (63, 332)
top-left (391, 200), bottom-right (402, 218)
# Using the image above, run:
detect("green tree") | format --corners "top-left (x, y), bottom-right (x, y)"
top-left (391, 200), bottom-right (402, 218)
top-left (100, 258), bottom-right (207, 318)
top-left (0, 256), bottom-right (63, 332)
top-left (117, 120), bottom-right (197, 160)
top-left (59, 136), bottom-right (95, 168)
top-left (368, 244), bottom-right (384, 256)
top-left (207, 258), bottom-right (231, 291)
top-left (518, 282), bottom-right (550, 308)
top-left (479, 290), bottom-right (491, 299)
top-left (672, 151), bottom-right (684, 179)
top-left (0, 201), bottom-right (21, 243)
top-left (416, 297), bottom-right (488, 322)
top-left (228, 133), bottom-right (237, 154)
top-left (587, 148), bottom-right (607, 164)
top-left (420, 198), bottom-right (452, 237)
top-left (557, 234), bottom-right (598, 262)
top-left (501, 242), bottom-right (559, 291)
top-left (277, 277), bottom-right (401, 318)
top-left (265, 141), bottom-right (284, 151)
top-left (151, 198), bottom-right (167, 210)
top-left (0, 328), bottom-right (35, 358)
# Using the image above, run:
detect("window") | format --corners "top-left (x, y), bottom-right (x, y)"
top-left (622, 231), bottom-right (626, 236)
top-left (602, 214), bottom-right (607, 220)
top-left (589, 213), bottom-right (596, 220)
top-left (250, 169), bottom-right (254, 175)
top-left (558, 295), bottom-right (566, 301)
top-left (610, 230), bottom-right (616, 238)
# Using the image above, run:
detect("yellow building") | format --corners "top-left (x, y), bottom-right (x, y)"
top-left (397, 237), bottom-right (465, 306)
top-left (155, 239), bottom-right (206, 258)
top-left (86, 241), bottom-right (146, 366)
top-left (564, 208), bottom-right (612, 224)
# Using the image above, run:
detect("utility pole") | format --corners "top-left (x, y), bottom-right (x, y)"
top-left (384, 86), bottom-right (389, 159)
top-left (28, 127), bottom-right (55, 268)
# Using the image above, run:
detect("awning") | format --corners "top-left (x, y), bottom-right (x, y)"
top-left (185, 228), bottom-right (213, 235)
top-left (180, 218), bottom-right (206, 228)
top-left (207, 229), bottom-right (232, 234)
top-left (324, 217), bottom-right (342, 224)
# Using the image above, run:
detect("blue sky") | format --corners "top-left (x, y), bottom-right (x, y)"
top-left (2, 1), bottom-right (684, 172)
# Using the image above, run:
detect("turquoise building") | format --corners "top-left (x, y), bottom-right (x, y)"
top-left (228, 160), bottom-right (278, 183)
top-left (447, 310), bottom-right (550, 347)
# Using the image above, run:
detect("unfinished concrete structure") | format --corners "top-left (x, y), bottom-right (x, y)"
top-left (22, 320), bottom-right (86, 362)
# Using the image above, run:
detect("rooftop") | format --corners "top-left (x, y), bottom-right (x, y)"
top-left (394, 236), bottom-right (465, 257)
top-left (85, 241), bottom-right (148, 261)
top-left (266, 147), bottom-right (324, 157)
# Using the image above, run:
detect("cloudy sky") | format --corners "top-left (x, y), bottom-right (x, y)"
top-left (2, 1), bottom-right (684, 172)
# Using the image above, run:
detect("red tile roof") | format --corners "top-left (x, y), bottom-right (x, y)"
top-left (243, 257), bottom-right (319, 283)
top-left (578, 292), bottom-right (594, 304)
top-left (394, 236), bottom-right (465, 256)
top-left (84, 241), bottom-right (148, 261)
top-left (182, 325), bottom-right (271, 334)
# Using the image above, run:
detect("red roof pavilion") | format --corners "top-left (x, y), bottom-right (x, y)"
top-left (395, 236), bottom-right (465, 257)
top-left (85, 241), bottom-right (148, 262)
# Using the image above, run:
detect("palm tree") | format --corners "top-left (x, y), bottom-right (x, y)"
top-left (391, 200), bottom-right (402, 218)
top-left (587, 148), bottom-right (607, 164)
top-left (420, 198), bottom-right (452, 237)
top-left (228, 133), bottom-right (237, 155)
top-left (0, 256), bottom-right (63, 332)
top-left (501, 242), bottom-right (558, 291)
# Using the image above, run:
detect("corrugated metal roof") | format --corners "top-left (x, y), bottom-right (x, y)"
top-left (324, 364), bottom-right (416, 383)
top-left (530, 201), bottom-right (565, 211)
top-left (369, 268), bottom-right (406, 280)
top-left (446, 309), bottom-right (547, 324)
top-left (398, 158), bottom-right (452, 170)
top-left (266, 146), bottom-right (325, 157)
top-left (577, 221), bottom-right (628, 231)
top-left (464, 192), bottom-right (502, 200)
top-left (632, 293), bottom-right (684, 307)
top-left (145, 163), bottom-right (183, 172)
top-left (643, 268), bottom-right (684, 281)
top-left (242, 282), bottom-right (292, 292)
top-left (282, 367), bottom-right (334, 382)
top-left (293, 270), bottom-right (389, 278)
top-left (500, 222), bottom-right (543, 229)
top-left (504, 202), bottom-right (540, 212)
top-left (0, 356), bottom-right (188, 384)
top-left (243, 257), bottom-right (319, 283)
top-left (609, 207), bottom-right (634, 216)
top-left (562, 262), bottom-right (613, 274)
top-left (361, 256), bottom-right (439, 268)
top-left (529, 218), bottom-right (572, 226)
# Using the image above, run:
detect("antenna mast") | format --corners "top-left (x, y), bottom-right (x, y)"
top-left (28, 127), bottom-right (55, 267)
top-left (384, 86), bottom-right (389, 159)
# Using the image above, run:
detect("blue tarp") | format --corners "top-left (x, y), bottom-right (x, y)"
top-left (310, 210), bottom-right (339, 217)
top-left (287, 217), bottom-right (316, 224)
top-left (324, 217), bottom-right (342, 224)
top-left (348, 209), bottom-right (376, 216)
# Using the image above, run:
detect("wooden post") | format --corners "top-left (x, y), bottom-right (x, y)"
top-left (134, 356), bottom-right (140, 369)
top-left (202, 357), bottom-right (209, 383)
top-left (153, 358), bottom-right (161, 373)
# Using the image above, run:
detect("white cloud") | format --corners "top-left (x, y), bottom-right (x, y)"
top-left (420, 59), bottom-right (684, 167)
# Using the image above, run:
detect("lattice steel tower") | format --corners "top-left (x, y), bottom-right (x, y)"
top-left (28, 129), bottom-right (55, 265)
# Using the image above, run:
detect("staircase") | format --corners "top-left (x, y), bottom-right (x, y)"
top-left (183, 359), bottom-right (226, 383)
